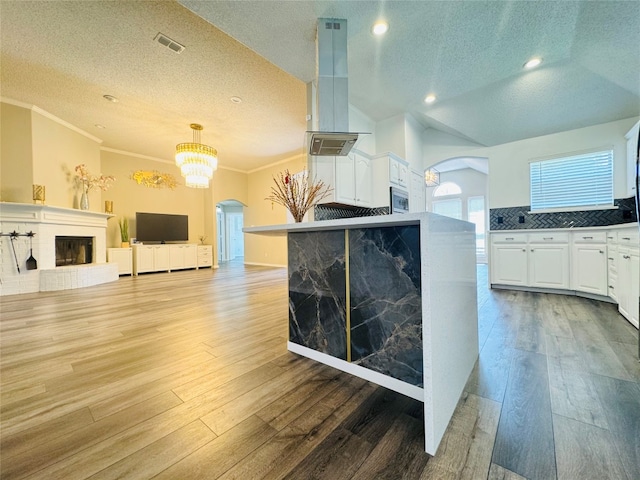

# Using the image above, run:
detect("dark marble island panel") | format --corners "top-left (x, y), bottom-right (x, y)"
top-left (349, 226), bottom-right (423, 387)
top-left (288, 230), bottom-right (347, 359)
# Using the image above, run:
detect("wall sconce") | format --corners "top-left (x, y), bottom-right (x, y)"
top-left (32, 184), bottom-right (46, 204)
top-left (424, 168), bottom-right (440, 187)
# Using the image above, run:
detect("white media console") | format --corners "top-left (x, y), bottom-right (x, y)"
top-left (131, 244), bottom-right (212, 275)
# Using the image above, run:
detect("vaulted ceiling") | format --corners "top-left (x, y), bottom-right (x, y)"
top-left (1, 1), bottom-right (638, 172)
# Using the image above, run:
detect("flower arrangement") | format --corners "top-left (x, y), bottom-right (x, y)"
top-left (266, 169), bottom-right (332, 222)
top-left (74, 164), bottom-right (115, 192)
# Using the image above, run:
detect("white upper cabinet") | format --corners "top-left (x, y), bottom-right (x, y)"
top-left (371, 152), bottom-right (410, 208)
top-left (310, 150), bottom-right (374, 208)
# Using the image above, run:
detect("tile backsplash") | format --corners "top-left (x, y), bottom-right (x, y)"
top-left (314, 205), bottom-right (389, 221)
top-left (490, 197), bottom-right (637, 230)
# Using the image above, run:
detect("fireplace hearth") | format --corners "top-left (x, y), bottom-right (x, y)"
top-left (55, 236), bottom-right (93, 266)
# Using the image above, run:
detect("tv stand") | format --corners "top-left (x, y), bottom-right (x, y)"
top-left (132, 243), bottom-right (198, 275)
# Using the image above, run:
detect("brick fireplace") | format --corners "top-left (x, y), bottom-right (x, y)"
top-left (0, 203), bottom-right (118, 295)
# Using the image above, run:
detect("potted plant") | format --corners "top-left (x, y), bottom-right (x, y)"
top-left (119, 217), bottom-right (130, 248)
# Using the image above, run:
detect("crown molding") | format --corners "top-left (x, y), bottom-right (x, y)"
top-left (1, 97), bottom-right (103, 144)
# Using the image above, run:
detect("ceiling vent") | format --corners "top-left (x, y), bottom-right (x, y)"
top-left (154, 33), bottom-right (185, 54)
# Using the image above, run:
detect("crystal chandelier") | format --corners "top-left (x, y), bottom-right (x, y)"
top-left (175, 123), bottom-right (218, 188)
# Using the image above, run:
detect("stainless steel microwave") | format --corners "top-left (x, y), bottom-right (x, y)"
top-left (390, 187), bottom-right (409, 214)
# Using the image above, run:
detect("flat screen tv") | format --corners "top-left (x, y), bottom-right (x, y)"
top-left (135, 212), bottom-right (188, 243)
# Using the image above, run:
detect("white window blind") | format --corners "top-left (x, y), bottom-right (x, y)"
top-left (530, 149), bottom-right (613, 211)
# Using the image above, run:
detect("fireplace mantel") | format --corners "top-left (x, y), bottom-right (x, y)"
top-left (0, 202), bottom-right (113, 226)
top-left (0, 202), bottom-right (118, 295)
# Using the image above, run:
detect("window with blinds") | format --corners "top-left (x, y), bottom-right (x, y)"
top-left (530, 149), bottom-right (614, 211)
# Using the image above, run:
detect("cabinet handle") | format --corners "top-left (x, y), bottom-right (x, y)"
top-left (582, 236), bottom-right (593, 240)
top-left (543, 237), bottom-right (553, 240)
top-left (522, 249), bottom-right (526, 252)
top-left (609, 285), bottom-right (614, 289)
top-left (622, 237), bottom-right (631, 240)
top-left (530, 249), bottom-right (534, 252)
top-left (608, 257), bottom-right (614, 260)
top-left (623, 255), bottom-right (631, 259)
top-left (506, 237), bottom-right (514, 240)
top-left (599, 250), bottom-right (604, 254)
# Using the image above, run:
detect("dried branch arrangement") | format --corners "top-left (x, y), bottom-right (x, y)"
top-left (266, 169), bottom-right (332, 222)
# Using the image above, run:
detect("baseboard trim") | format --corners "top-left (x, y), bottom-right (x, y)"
top-left (243, 261), bottom-right (286, 268)
top-left (490, 284), bottom-right (616, 304)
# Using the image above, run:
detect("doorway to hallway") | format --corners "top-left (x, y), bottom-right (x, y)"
top-left (216, 200), bottom-right (244, 263)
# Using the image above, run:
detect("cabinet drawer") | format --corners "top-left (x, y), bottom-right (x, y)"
top-left (529, 232), bottom-right (569, 243)
top-left (618, 230), bottom-right (639, 246)
top-left (572, 231), bottom-right (607, 243)
top-left (606, 231), bottom-right (617, 244)
top-left (198, 256), bottom-right (213, 266)
top-left (491, 233), bottom-right (527, 244)
top-left (608, 272), bottom-right (617, 300)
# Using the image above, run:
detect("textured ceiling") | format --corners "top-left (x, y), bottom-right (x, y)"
top-left (1, 1), bottom-right (639, 173)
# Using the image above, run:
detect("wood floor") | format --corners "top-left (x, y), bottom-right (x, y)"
top-left (1, 262), bottom-right (638, 479)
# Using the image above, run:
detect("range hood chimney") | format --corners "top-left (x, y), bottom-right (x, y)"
top-left (307, 19), bottom-right (359, 156)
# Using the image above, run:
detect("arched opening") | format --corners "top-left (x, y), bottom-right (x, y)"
top-left (216, 199), bottom-right (245, 263)
top-left (425, 157), bottom-right (489, 263)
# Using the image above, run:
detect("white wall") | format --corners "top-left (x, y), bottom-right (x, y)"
top-left (404, 114), bottom-right (425, 172)
top-left (424, 117), bottom-right (639, 209)
top-left (376, 114), bottom-right (406, 157)
top-left (349, 105), bottom-right (376, 155)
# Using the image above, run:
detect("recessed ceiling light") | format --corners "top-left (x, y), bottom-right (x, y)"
top-left (372, 21), bottom-right (389, 36)
top-left (103, 94), bottom-right (118, 103)
top-left (424, 94), bottom-right (437, 104)
top-left (230, 96), bottom-right (242, 104)
top-left (95, 124), bottom-right (106, 129)
top-left (523, 57), bottom-right (542, 69)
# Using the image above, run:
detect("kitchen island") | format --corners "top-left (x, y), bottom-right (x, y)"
top-left (245, 212), bottom-right (478, 455)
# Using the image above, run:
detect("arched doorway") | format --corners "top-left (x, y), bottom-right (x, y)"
top-left (425, 157), bottom-right (489, 263)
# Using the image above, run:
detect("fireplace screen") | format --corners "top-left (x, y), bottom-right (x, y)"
top-left (55, 236), bottom-right (93, 266)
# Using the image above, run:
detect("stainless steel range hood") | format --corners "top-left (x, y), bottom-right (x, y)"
top-left (307, 19), bottom-right (360, 156)
top-left (308, 131), bottom-right (358, 156)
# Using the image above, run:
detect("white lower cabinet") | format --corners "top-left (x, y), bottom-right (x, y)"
top-left (169, 244), bottom-right (197, 270)
top-left (107, 247), bottom-right (132, 276)
top-left (133, 244), bottom-right (197, 275)
top-left (607, 241), bottom-right (618, 301)
top-left (618, 246), bottom-right (639, 328)
top-left (529, 244), bottom-right (570, 289)
top-left (490, 232), bottom-right (569, 288)
top-left (490, 225), bottom-right (639, 329)
top-left (133, 245), bottom-right (156, 274)
top-left (571, 245), bottom-right (607, 295)
top-left (571, 243), bottom-right (608, 296)
top-left (491, 244), bottom-right (528, 285)
top-left (197, 245), bottom-right (213, 268)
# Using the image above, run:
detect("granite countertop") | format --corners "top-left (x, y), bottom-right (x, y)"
top-left (244, 212), bottom-right (452, 236)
